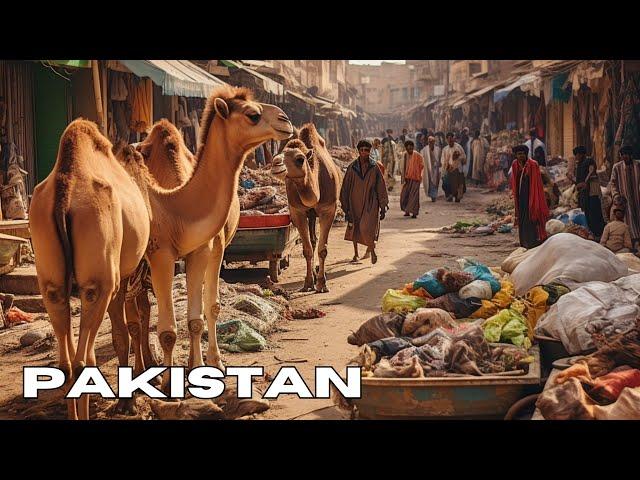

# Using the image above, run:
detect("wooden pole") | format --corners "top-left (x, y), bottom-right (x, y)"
top-left (91, 60), bottom-right (105, 134)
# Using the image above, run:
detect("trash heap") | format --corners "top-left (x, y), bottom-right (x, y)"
top-left (346, 258), bottom-right (548, 379)
top-left (329, 146), bottom-right (356, 171)
top-left (238, 166), bottom-right (289, 216)
top-left (440, 196), bottom-right (515, 235)
top-left (536, 320), bottom-right (640, 420)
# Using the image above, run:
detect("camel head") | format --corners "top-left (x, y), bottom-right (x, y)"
top-left (283, 138), bottom-right (320, 207)
top-left (135, 119), bottom-right (195, 187)
top-left (198, 86), bottom-right (293, 165)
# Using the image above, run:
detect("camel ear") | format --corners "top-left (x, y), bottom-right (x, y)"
top-left (306, 148), bottom-right (314, 162)
top-left (214, 98), bottom-right (230, 120)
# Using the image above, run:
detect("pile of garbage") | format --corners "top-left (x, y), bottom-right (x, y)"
top-left (536, 320), bottom-right (640, 420)
top-left (344, 258), bottom-right (548, 379)
top-left (329, 146), bottom-right (356, 170)
top-left (169, 276), bottom-right (293, 353)
top-left (486, 196), bottom-right (515, 218)
top-left (441, 216), bottom-right (514, 235)
top-left (238, 166), bottom-right (289, 216)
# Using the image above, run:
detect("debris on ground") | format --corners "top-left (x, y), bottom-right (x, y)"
top-left (217, 320), bottom-right (267, 353)
top-left (238, 166), bottom-right (289, 215)
top-left (290, 308), bottom-right (326, 319)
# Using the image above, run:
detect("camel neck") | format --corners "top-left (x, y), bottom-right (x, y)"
top-left (151, 118), bottom-right (244, 237)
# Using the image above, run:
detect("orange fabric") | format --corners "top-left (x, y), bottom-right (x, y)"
top-left (404, 152), bottom-right (425, 182)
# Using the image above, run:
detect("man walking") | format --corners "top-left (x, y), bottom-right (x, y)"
top-left (400, 140), bottom-right (424, 218)
top-left (421, 135), bottom-right (442, 202)
top-left (441, 132), bottom-right (467, 202)
top-left (511, 145), bottom-right (550, 248)
top-left (470, 130), bottom-right (489, 186)
top-left (340, 140), bottom-right (389, 264)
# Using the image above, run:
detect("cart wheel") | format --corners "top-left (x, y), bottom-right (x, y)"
top-left (269, 260), bottom-right (280, 283)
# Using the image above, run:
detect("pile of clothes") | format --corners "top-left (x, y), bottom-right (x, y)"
top-left (536, 321), bottom-right (640, 420)
top-left (238, 166), bottom-right (289, 216)
top-left (347, 315), bottom-right (534, 378)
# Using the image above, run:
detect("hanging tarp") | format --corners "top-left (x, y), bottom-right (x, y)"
top-left (551, 72), bottom-right (572, 103)
top-left (494, 73), bottom-right (539, 103)
top-left (118, 60), bottom-right (226, 98)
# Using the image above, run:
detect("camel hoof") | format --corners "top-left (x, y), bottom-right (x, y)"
top-left (113, 398), bottom-right (137, 416)
top-left (205, 357), bottom-right (225, 371)
top-left (315, 285), bottom-right (329, 294)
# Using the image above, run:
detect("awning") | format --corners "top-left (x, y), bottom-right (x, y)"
top-left (469, 82), bottom-right (502, 99)
top-left (44, 60), bottom-right (91, 68)
top-left (118, 60), bottom-right (227, 98)
top-left (286, 90), bottom-right (315, 106)
top-left (222, 60), bottom-right (284, 96)
top-left (494, 73), bottom-right (539, 103)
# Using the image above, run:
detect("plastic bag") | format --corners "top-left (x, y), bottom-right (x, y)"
top-left (459, 280), bottom-right (493, 300)
top-left (492, 280), bottom-right (515, 308)
top-left (232, 294), bottom-right (281, 327)
top-left (463, 264), bottom-right (501, 294)
top-left (347, 313), bottom-right (405, 346)
top-left (470, 300), bottom-right (500, 319)
top-left (546, 218), bottom-right (565, 236)
top-left (412, 269), bottom-right (447, 298)
top-left (217, 320), bottom-right (267, 352)
top-left (382, 289), bottom-right (427, 313)
top-left (483, 308), bottom-right (531, 348)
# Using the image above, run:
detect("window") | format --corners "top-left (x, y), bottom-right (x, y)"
top-left (403, 87), bottom-right (408, 100)
top-left (469, 62), bottom-right (482, 76)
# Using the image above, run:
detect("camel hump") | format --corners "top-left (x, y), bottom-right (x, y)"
top-left (299, 123), bottom-right (322, 150)
top-left (151, 119), bottom-right (182, 151)
top-left (57, 118), bottom-right (113, 173)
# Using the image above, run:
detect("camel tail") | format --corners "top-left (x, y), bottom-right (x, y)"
top-left (54, 194), bottom-right (74, 297)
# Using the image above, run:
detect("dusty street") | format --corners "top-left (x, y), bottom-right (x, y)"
top-left (0, 186), bottom-right (517, 420)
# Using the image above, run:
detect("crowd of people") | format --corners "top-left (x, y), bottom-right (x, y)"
top-left (339, 126), bottom-right (640, 265)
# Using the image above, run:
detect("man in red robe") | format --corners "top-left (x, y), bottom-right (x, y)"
top-left (510, 144), bottom-right (550, 248)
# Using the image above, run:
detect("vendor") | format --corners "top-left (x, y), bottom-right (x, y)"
top-left (511, 144), bottom-right (550, 249)
top-left (572, 146), bottom-right (605, 239)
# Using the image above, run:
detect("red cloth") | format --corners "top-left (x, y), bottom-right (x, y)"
top-left (590, 368), bottom-right (640, 402)
top-left (510, 158), bottom-right (550, 241)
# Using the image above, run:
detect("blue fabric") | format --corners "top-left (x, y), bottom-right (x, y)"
top-left (413, 269), bottom-right (447, 297)
top-left (463, 264), bottom-right (501, 295)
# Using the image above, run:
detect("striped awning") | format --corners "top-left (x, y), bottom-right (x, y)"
top-left (118, 60), bottom-right (227, 98)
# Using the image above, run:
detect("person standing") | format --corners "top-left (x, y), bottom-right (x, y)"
top-left (381, 129), bottom-right (398, 190)
top-left (400, 140), bottom-right (425, 218)
top-left (573, 146), bottom-right (605, 239)
top-left (371, 138), bottom-right (382, 164)
top-left (511, 145), bottom-right (550, 249)
top-left (609, 145), bottom-right (640, 250)
top-left (421, 135), bottom-right (442, 202)
top-left (524, 128), bottom-right (546, 157)
top-left (340, 140), bottom-right (389, 264)
top-left (441, 132), bottom-right (467, 202)
top-left (470, 130), bottom-right (489, 186)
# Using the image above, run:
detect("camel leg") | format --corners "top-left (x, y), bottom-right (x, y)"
top-left (42, 292), bottom-right (77, 420)
top-left (149, 251), bottom-right (178, 394)
top-left (124, 297), bottom-right (145, 375)
top-left (315, 208), bottom-right (336, 293)
top-left (292, 210), bottom-right (315, 291)
top-left (138, 290), bottom-right (158, 368)
top-left (185, 244), bottom-right (209, 369)
top-left (106, 284), bottom-right (137, 416)
top-left (204, 237), bottom-right (224, 370)
top-left (73, 281), bottom-right (115, 420)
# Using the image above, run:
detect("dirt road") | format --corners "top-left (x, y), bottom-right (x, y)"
top-left (0, 186), bottom-right (517, 420)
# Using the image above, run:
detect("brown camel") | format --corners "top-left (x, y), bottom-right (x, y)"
top-left (137, 86), bottom-right (292, 392)
top-left (29, 119), bottom-right (151, 420)
top-left (282, 124), bottom-right (341, 292)
top-left (114, 119), bottom-right (240, 406)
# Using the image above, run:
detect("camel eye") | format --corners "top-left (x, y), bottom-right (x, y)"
top-left (247, 112), bottom-right (261, 124)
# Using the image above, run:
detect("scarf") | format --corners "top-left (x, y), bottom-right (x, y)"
top-left (510, 158), bottom-right (550, 240)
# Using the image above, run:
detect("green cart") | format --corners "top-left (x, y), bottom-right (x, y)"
top-left (224, 223), bottom-right (300, 282)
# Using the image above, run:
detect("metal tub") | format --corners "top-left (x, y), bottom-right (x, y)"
top-left (354, 346), bottom-right (541, 419)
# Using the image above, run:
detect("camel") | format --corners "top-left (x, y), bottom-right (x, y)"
top-left (136, 86), bottom-right (292, 392)
top-left (29, 119), bottom-right (151, 420)
top-left (282, 124), bottom-right (341, 293)
top-left (111, 119), bottom-right (241, 409)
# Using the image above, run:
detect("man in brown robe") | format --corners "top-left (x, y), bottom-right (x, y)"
top-left (340, 140), bottom-right (389, 264)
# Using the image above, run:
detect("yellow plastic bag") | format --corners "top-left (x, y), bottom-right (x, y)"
top-left (492, 280), bottom-right (515, 309)
top-left (470, 300), bottom-right (499, 319)
top-left (523, 286), bottom-right (550, 334)
top-left (381, 289), bottom-right (427, 313)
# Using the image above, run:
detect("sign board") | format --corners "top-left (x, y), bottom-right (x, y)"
top-left (433, 85), bottom-right (445, 96)
top-left (361, 76), bottom-right (370, 85)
